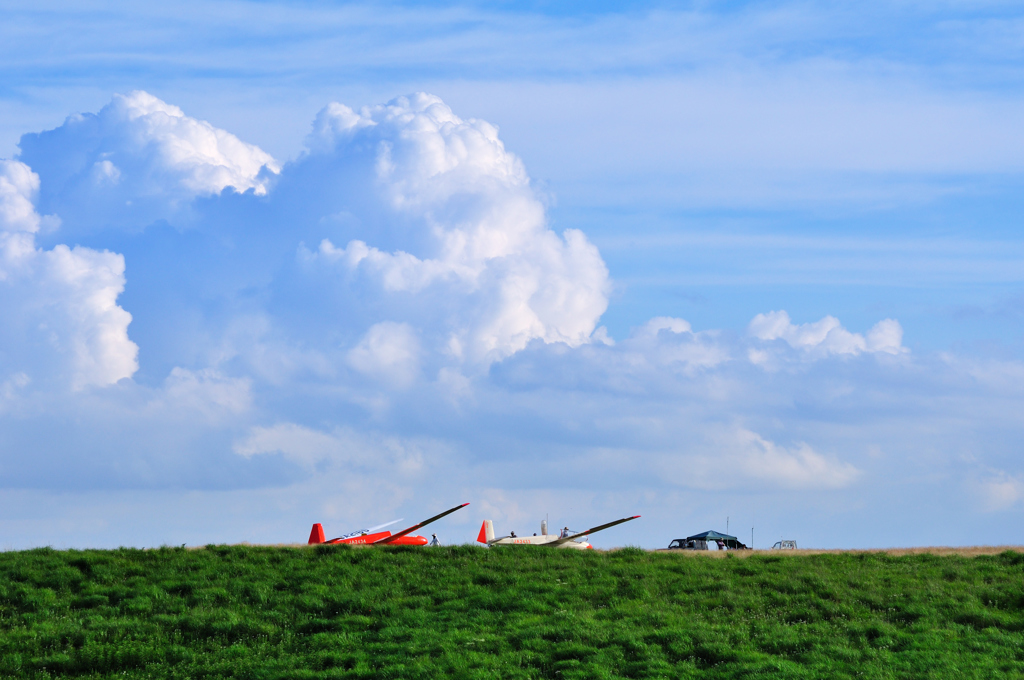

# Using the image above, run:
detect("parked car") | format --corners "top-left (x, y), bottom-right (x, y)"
top-left (771, 540), bottom-right (798, 550)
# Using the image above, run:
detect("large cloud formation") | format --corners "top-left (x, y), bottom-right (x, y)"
top-left (299, 94), bottom-right (610, 365)
top-left (1, 91), bottom-right (1021, 551)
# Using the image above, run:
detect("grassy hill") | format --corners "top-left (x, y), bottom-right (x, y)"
top-left (1, 545), bottom-right (1022, 678)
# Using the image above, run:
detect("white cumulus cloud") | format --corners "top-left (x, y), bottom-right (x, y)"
top-left (748, 310), bottom-right (905, 357)
top-left (0, 160), bottom-right (137, 389)
top-left (302, 93), bottom-right (610, 365)
top-left (234, 423), bottom-right (430, 477)
top-left (621, 317), bottom-right (731, 372)
top-left (235, 423), bottom-right (348, 468)
top-left (653, 427), bottom-right (861, 491)
top-left (18, 91), bottom-right (279, 233)
top-left (161, 368), bottom-right (252, 417)
top-left (976, 472), bottom-right (1024, 512)
top-left (347, 321), bottom-right (421, 388)
top-left (721, 428), bottom-right (861, 489)
top-left (0, 159), bottom-right (54, 234)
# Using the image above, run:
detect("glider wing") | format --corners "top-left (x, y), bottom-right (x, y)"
top-left (372, 502), bottom-right (470, 544)
top-left (547, 515), bottom-right (641, 547)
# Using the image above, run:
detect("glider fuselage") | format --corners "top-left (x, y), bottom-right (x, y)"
top-left (490, 533), bottom-right (593, 549)
top-left (328, 531), bottom-right (428, 546)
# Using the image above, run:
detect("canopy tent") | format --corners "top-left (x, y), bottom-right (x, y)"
top-left (673, 530), bottom-right (747, 550)
top-left (685, 530), bottom-right (737, 542)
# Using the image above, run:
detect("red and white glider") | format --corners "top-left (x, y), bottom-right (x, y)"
top-left (308, 502), bottom-right (469, 546)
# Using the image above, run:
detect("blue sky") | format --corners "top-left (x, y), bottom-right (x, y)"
top-left (0, 0), bottom-right (1022, 550)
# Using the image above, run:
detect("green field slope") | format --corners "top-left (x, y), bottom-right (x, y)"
top-left (1, 545), bottom-right (1022, 679)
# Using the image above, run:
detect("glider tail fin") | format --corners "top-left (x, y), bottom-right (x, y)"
top-left (308, 523), bottom-right (326, 545)
top-left (477, 520), bottom-right (495, 544)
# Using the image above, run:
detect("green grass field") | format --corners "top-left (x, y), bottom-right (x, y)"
top-left (1, 545), bottom-right (1022, 679)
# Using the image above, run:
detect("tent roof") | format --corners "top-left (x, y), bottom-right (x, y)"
top-left (684, 530), bottom-right (738, 542)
